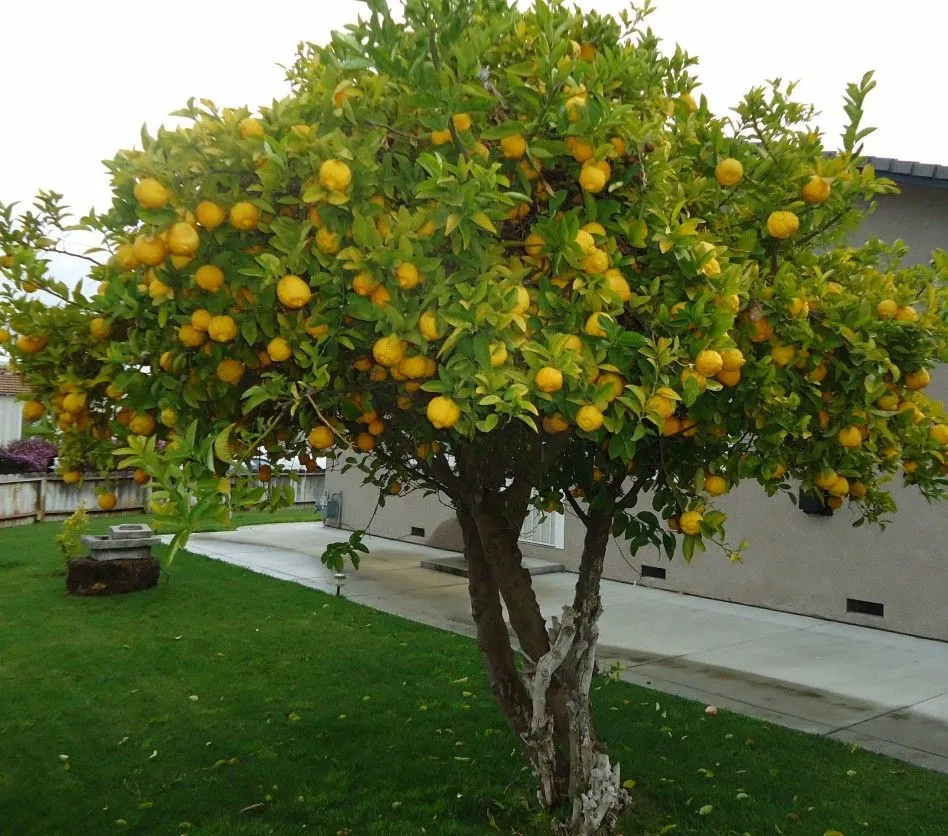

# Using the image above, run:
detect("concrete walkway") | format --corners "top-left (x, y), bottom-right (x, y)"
top-left (165, 521), bottom-right (948, 774)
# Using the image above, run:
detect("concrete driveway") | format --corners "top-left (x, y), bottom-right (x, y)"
top-left (165, 521), bottom-right (948, 774)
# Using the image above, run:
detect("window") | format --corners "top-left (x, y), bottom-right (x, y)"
top-left (520, 506), bottom-right (565, 549)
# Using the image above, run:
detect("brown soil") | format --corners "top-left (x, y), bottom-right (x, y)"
top-left (66, 557), bottom-right (160, 596)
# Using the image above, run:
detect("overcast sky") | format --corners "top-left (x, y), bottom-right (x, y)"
top-left (1, 0), bottom-right (944, 249)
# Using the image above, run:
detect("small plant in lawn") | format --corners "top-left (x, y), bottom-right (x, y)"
top-left (56, 505), bottom-right (89, 564)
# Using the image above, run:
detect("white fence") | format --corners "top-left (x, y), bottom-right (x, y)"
top-left (0, 471), bottom-right (325, 527)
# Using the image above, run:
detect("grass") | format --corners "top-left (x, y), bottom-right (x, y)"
top-left (150, 505), bottom-right (321, 534)
top-left (1, 517), bottom-right (946, 835)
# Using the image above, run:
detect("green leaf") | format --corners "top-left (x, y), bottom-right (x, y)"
top-left (470, 212), bottom-right (497, 234)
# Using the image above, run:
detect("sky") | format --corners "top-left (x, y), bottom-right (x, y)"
top-left (0, 0), bottom-right (945, 277)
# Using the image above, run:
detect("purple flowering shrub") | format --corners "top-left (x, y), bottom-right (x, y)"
top-left (0, 438), bottom-right (57, 473)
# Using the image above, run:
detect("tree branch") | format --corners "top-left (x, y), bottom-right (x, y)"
top-left (565, 490), bottom-right (589, 525)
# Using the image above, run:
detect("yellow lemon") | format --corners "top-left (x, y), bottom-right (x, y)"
top-left (535, 366), bottom-right (563, 393)
top-left (208, 315), bottom-right (238, 343)
top-left (788, 297), bottom-right (810, 318)
top-left (500, 134), bottom-right (527, 159)
top-left (115, 243), bottom-right (140, 270)
top-left (604, 269), bottom-right (630, 301)
top-left (319, 159), bottom-right (353, 192)
top-left (427, 396), bottom-right (461, 429)
top-left (766, 211), bottom-right (799, 239)
top-left (195, 264), bottom-right (225, 292)
top-left (396, 262), bottom-right (421, 290)
top-left (838, 425), bottom-right (862, 448)
top-left (277, 274), bottom-right (312, 309)
top-left (714, 158), bottom-right (743, 187)
top-left (129, 413), bottom-right (157, 436)
top-left (719, 348), bottom-right (745, 371)
top-left (229, 201), bottom-right (260, 231)
top-left (584, 312), bottom-right (609, 337)
top-left (579, 161), bottom-right (607, 193)
top-left (195, 200), bottom-right (226, 229)
top-left (567, 137), bottom-right (594, 163)
top-left (542, 414), bottom-right (570, 433)
top-left (695, 349), bottom-right (723, 376)
top-left (97, 492), bottom-right (118, 511)
top-left (679, 510), bottom-right (703, 535)
top-left (372, 334), bottom-right (405, 367)
top-left (905, 369), bottom-right (930, 390)
top-left (801, 175), bottom-right (831, 204)
top-left (216, 358), bottom-right (245, 384)
top-left (267, 337), bottom-right (293, 362)
top-left (510, 285), bottom-right (530, 315)
top-left (239, 117), bottom-right (264, 139)
top-left (166, 222), bottom-right (200, 256)
top-left (419, 311), bottom-right (441, 341)
top-left (315, 228), bottom-right (340, 254)
top-left (524, 233), bottom-right (546, 259)
top-left (771, 344), bottom-right (796, 367)
top-left (89, 317), bottom-right (112, 340)
top-left (876, 299), bottom-right (898, 318)
top-left (575, 404), bottom-right (603, 432)
top-left (178, 324), bottom-right (205, 348)
top-left (647, 394), bottom-right (675, 419)
top-left (398, 355), bottom-right (429, 379)
top-left (132, 235), bottom-right (167, 267)
top-left (581, 248), bottom-right (609, 274)
top-left (352, 272), bottom-right (377, 296)
top-left (22, 400), bottom-right (46, 421)
top-left (308, 425), bottom-right (334, 449)
top-left (704, 475), bottom-right (728, 496)
top-left (489, 343), bottom-right (508, 368)
top-left (929, 424), bottom-right (948, 446)
top-left (133, 178), bottom-right (169, 209)
top-left (827, 476), bottom-right (850, 497)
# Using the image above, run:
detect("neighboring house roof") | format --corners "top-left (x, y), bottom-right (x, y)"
top-left (0, 369), bottom-right (28, 396)
top-left (863, 156), bottom-right (948, 189)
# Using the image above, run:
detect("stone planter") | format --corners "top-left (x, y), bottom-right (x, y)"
top-left (67, 524), bottom-right (161, 596)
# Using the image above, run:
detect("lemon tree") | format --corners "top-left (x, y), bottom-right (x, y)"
top-left (2, 1), bottom-right (946, 831)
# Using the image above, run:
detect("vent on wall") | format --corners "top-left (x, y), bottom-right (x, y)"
top-left (410, 526), bottom-right (426, 537)
top-left (847, 598), bottom-right (884, 617)
top-left (640, 564), bottom-right (667, 580)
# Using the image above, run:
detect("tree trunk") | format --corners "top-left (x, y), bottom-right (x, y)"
top-left (456, 496), bottom-right (630, 834)
top-left (456, 505), bottom-right (532, 739)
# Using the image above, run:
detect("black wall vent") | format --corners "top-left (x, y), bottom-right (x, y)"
top-left (410, 526), bottom-right (426, 537)
top-left (640, 564), bottom-right (667, 580)
top-left (847, 598), bottom-right (884, 617)
top-left (799, 488), bottom-right (833, 516)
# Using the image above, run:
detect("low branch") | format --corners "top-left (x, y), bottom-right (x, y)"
top-left (565, 490), bottom-right (589, 525)
top-left (37, 246), bottom-right (103, 266)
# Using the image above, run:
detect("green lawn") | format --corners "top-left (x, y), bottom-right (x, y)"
top-left (1, 517), bottom-right (946, 835)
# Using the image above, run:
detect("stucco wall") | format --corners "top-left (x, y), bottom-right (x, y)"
top-left (0, 397), bottom-right (22, 445)
top-left (324, 181), bottom-right (948, 641)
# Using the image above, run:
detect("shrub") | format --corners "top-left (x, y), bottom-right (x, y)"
top-left (0, 438), bottom-right (57, 473)
top-left (56, 505), bottom-right (90, 564)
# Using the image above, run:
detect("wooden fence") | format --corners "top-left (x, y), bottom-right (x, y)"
top-left (0, 472), bottom-right (325, 528)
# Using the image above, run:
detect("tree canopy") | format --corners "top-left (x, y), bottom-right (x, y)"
top-left (1, 0), bottom-right (946, 830)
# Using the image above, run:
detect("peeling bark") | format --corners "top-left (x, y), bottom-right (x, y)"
top-left (456, 489), bottom-right (629, 834)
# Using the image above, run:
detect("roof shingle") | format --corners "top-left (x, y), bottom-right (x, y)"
top-left (0, 369), bottom-right (28, 396)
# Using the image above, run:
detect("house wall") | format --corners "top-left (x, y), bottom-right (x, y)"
top-left (325, 181), bottom-right (948, 641)
top-left (0, 396), bottom-right (22, 444)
